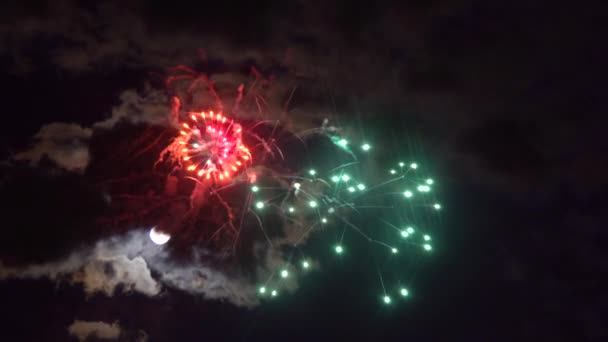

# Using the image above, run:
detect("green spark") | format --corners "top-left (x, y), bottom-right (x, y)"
top-left (391, 248), bottom-right (398, 254)
top-left (357, 183), bottom-right (365, 190)
top-left (423, 235), bottom-right (431, 241)
top-left (400, 231), bottom-right (409, 238)
top-left (335, 245), bottom-right (343, 254)
top-left (423, 244), bottom-right (432, 251)
top-left (281, 269), bottom-right (289, 278)
top-left (331, 175), bottom-right (340, 182)
top-left (390, 169), bottom-right (396, 174)
top-left (321, 217), bottom-right (328, 223)
top-left (426, 178), bottom-right (434, 185)
top-left (399, 162), bottom-right (405, 167)
top-left (406, 227), bottom-right (414, 234)
top-left (309, 200), bottom-right (318, 208)
top-left (410, 163), bottom-right (418, 169)
top-left (341, 174), bottom-right (350, 182)
top-left (403, 190), bottom-right (413, 198)
top-left (338, 139), bottom-right (348, 147)
top-left (417, 185), bottom-right (430, 192)
top-left (361, 143), bottom-right (371, 151)
top-left (271, 290), bottom-right (277, 297)
top-left (251, 185), bottom-right (259, 192)
top-left (259, 286), bottom-right (266, 294)
top-left (294, 182), bottom-right (301, 189)
top-left (309, 169), bottom-right (316, 176)
top-left (255, 201), bottom-right (264, 209)
top-left (302, 261), bottom-right (310, 269)
top-left (288, 207), bottom-right (295, 213)
top-left (383, 295), bottom-right (392, 304)
top-left (348, 186), bottom-right (355, 192)
top-left (400, 288), bottom-right (409, 297)
top-left (433, 203), bottom-right (442, 210)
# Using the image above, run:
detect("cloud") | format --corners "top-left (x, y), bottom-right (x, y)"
top-left (89, 230), bottom-right (264, 307)
top-left (0, 223), bottom-right (315, 306)
top-left (14, 123), bottom-right (92, 171)
top-left (94, 86), bottom-right (171, 130)
top-left (0, 236), bottom-right (160, 298)
top-left (73, 255), bottom-right (159, 297)
top-left (67, 320), bottom-right (149, 342)
top-left (156, 261), bottom-right (257, 307)
top-left (67, 320), bottom-right (121, 341)
top-left (11, 84), bottom-right (173, 172)
top-left (0, 229), bottom-right (282, 307)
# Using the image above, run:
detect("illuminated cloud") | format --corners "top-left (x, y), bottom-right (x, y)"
top-left (0, 235), bottom-right (160, 298)
top-left (0, 229), bottom-right (304, 307)
top-left (14, 123), bottom-right (92, 172)
top-left (94, 87), bottom-right (171, 129)
top-left (67, 320), bottom-right (121, 341)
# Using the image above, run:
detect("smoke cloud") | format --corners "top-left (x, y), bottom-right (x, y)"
top-left (67, 320), bottom-right (121, 341)
top-left (14, 123), bottom-right (92, 172)
top-left (67, 319), bottom-right (148, 342)
top-left (0, 228), bottom-right (308, 307)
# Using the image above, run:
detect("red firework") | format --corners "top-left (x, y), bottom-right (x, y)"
top-left (178, 110), bottom-right (251, 182)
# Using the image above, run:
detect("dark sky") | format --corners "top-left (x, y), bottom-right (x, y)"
top-left (0, 1), bottom-right (606, 341)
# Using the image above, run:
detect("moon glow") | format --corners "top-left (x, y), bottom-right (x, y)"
top-left (149, 227), bottom-right (171, 245)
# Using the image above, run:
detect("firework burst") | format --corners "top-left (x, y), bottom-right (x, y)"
top-left (177, 111), bottom-right (250, 182)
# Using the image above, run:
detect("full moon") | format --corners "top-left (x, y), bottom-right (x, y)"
top-left (149, 227), bottom-right (171, 245)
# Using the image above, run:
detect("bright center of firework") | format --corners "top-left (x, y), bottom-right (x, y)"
top-left (149, 227), bottom-right (171, 245)
top-left (178, 111), bottom-right (250, 182)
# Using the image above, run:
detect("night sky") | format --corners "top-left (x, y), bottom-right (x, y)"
top-left (0, 1), bottom-right (606, 341)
